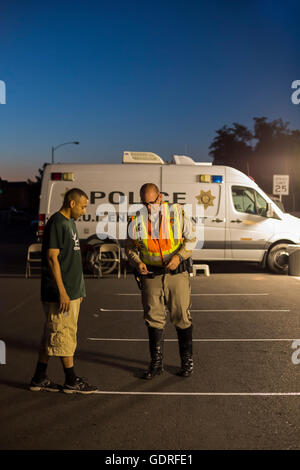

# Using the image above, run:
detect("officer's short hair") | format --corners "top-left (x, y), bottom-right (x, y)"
top-left (140, 183), bottom-right (160, 198)
top-left (63, 188), bottom-right (88, 207)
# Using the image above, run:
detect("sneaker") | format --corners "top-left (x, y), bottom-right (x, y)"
top-left (29, 376), bottom-right (61, 392)
top-left (63, 377), bottom-right (98, 395)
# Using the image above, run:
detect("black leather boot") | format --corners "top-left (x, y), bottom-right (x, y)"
top-left (143, 326), bottom-right (164, 379)
top-left (176, 325), bottom-right (193, 377)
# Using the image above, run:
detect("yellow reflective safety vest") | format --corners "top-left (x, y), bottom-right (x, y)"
top-left (131, 202), bottom-right (183, 266)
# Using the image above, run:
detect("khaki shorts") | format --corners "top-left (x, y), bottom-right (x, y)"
top-left (40, 298), bottom-right (81, 357)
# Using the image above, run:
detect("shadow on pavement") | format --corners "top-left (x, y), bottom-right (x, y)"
top-left (0, 378), bottom-right (30, 391)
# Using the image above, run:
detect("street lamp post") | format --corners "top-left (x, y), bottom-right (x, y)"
top-left (51, 141), bottom-right (80, 164)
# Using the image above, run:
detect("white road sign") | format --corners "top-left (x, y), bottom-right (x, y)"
top-left (273, 175), bottom-right (289, 196)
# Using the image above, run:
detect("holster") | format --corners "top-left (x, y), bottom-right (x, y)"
top-left (134, 270), bottom-right (143, 290)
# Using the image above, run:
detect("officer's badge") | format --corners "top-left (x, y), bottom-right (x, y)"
top-left (195, 190), bottom-right (216, 210)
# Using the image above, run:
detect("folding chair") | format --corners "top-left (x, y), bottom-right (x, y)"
top-left (98, 243), bottom-right (122, 278)
top-left (25, 243), bottom-right (42, 278)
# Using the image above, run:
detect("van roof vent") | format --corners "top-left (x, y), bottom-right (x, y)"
top-left (173, 155), bottom-right (213, 166)
top-left (123, 151), bottom-right (165, 164)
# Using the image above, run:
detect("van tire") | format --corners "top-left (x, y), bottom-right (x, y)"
top-left (267, 243), bottom-right (290, 274)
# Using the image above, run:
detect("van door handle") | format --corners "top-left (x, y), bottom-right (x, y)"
top-left (211, 218), bottom-right (225, 223)
top-left (231, 219), bottom-right (242, 223)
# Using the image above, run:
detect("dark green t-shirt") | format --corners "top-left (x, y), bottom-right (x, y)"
top-left (41, 211), bottom-right (86, 302)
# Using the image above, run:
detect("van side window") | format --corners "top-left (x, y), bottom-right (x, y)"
top-left (255, 192), bottom-right (268, 217)
top-left (232, 186), bottom-right (256, 214)
top-left (232, 186), bottom-right (269, 217)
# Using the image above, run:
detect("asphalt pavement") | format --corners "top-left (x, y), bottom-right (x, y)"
top-left (1, 257), bottom-right (300, 450)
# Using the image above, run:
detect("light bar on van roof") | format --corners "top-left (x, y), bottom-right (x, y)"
top-left (51, 172), bottom-right (75, 181)
top-left (212, 175), bottom-right (223, 183)
top-left (199, 174), bottom-right (223, 183)
top-left (200, 174), bottom-right (211, 183)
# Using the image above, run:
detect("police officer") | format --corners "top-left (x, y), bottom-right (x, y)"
top-left (126, 183), bottom-right (197, 379)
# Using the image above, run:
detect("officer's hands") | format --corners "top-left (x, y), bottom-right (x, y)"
top-left (166, 254), bottom-right (181, 271)
top-left (138, 256), bottom-right (181, 274)
top-left (138, 262), bottom-right (149, 275)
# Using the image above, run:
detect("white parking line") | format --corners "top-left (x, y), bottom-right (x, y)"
top-left (93, 391), bottom-right (300, 396)
top-left (117, 293), bottom-right (270, 296)
top-left (91, 284), bottom-right (296, 397)
top-left (99, 308), bottom-right (290, 313)
top-left (87, 338), bottom-right (297, 342)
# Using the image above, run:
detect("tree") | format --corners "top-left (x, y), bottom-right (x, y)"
top-left (209, 117), bottom-right (300, 211)
top-left (251, 117), bottom-right (297, 197)
top-left (26, 163), bottom-right (48, 214)
top-left (209, 123), bottom-right (253, 174)
top-left (27, 163), bottom-right (47, 185)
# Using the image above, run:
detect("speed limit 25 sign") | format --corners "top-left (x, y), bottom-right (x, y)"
top-left (273, 175), bottom-right (289, 196)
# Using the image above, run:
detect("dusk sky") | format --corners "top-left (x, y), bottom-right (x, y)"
top-left (0, 0), bottom-right (299, 181)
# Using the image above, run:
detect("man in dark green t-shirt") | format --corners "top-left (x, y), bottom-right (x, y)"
top-left (30, 188), bottom-right (98, 394)
top-left (40, 212), bottom-right (86, 304)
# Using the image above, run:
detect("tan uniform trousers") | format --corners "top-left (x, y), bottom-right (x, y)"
top-left (141, 271), bottom-right (192, 330)
top-left (40, 298), bottom-right (81, 357)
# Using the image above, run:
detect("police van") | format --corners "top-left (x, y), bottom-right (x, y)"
top-left (37, 151), bottom-right (300, 274)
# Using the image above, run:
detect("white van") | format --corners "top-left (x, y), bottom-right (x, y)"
top-left (38, 151), bottom-right (300, 274)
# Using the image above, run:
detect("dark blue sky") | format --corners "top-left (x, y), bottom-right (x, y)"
top-left (0, 0), bottom-right (299, 180)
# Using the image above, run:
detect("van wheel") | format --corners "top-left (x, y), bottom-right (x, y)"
top-left (86, 243), bottom-right (118, 275)
top-left (267, 243), bottom-right (289, 274)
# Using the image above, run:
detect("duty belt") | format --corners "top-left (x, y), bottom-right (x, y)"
top-left (145, 258), bottom-right (193, 277)
top-left (133, 258), bottom-right (193, 290)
